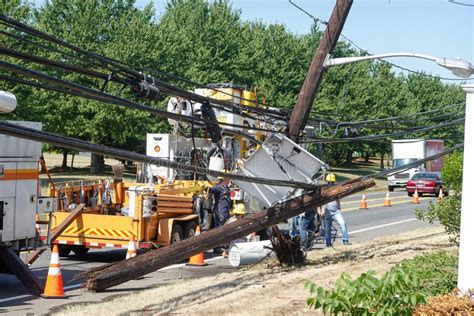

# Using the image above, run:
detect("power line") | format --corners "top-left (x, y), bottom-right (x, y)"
top-left (301, 117), bottom-right (464, 143)
top-left (0, 121), bottom-right (318, 190)
top-left (448, 0), bottom-right (474, 7)
top-left (367, 143), bottom-right (463, 179)
top-left (0, 61), bottom-right (286, 135)
top-left (0, 15), bottom-right (290, 120)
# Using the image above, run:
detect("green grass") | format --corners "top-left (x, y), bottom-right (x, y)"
top-left (331, 158), bottom-right (387, 192)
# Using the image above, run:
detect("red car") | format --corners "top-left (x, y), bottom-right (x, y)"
top-left (406, 172), bottom-right (446, 197)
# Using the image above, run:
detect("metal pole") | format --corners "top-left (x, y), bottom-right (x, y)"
top-left (458, 84), bottom-right (474, 292)
top-left (288, 0), bottom-right (353, 142)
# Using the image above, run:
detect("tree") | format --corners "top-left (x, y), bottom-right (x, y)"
top-left (34, 0), bottom-right (164, 172)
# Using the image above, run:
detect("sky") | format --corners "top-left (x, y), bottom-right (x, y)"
top-left (136, 0), bottom-right (474, 82)
top-left (32, 0), bottom-right (473, 82)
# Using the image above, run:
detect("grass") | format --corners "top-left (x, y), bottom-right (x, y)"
top-left (331, 157), bottom-right (388, 192)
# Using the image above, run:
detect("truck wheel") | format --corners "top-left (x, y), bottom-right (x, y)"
top-left (57, 245), bottom-right (71, 257)
top-left (388, 186), bottom-right (394, 192)
top-left (183, 222), bottom-right (197, 239)
top-left (71, 245), bottom-right (89, 255)
top-left (171, 224), bottom-right (183, 244)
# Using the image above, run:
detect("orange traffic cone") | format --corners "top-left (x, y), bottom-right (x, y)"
top-left (359, 194), bottom-right (368, 210)
top-left (412, 189), bottom-right (420, 204)
top-left (186, 226), bottom-right (208, 266)
top-left (384, 192), bottom-right (392, 207)
top-left (126, 236), bottom-right (137, 260)
top-left (438, 188), bottom-right (444, 204)
top-left (41, 244), bottom-right (66, 298)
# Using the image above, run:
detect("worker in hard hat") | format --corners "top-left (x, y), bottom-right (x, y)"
top-left (226, 203), bottom-right (246, 224)
top-left (209, 170), bottom-right (232, 228)
top-left (222, 203), bottom-right (248, 258)
top-left (317, 173), bottom-right (350, 246)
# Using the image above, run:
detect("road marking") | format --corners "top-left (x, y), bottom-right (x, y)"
top-left (1, 256), bottom-right (226, 303)
top-left (351, 218), bottom-right (417, 234)
top-left (0, 294), bottom-right (32, 304)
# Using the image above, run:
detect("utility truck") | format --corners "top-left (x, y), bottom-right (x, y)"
top-left (0, 91), bottom-right (51, 295)
top-left (387, 139), bottom-right (444, 191)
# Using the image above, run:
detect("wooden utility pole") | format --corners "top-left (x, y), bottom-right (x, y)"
top-left (288, 0), bottom-right (353, 142)
top-left (81, 178), bottom-right (374, 292)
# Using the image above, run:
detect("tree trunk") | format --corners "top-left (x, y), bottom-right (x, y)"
top-left (380, 152), bottom-right (385, 169)
top-left (91, 153), bottom-right (105, 174)
top-left (364, 152), bottom-right (370, 163)
top-left (70, 152), bottom-right (76, 173)
top-left (346, 149), bottom-right (352, 165)
top-left (61, 150), bottom-right (68, 170)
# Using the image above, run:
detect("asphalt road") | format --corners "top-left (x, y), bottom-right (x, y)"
top-left (0, 190), bottom-right (437, 314)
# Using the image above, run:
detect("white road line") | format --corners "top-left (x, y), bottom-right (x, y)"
top-left (0, 256), bottom-right (225, 303)
top-left (0, 294), bottom-right (32, 304)
top-left (351, 218), bottom-right (417, 234)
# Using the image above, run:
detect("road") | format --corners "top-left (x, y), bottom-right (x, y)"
top-left (0, 190), bottom-right (437, 314)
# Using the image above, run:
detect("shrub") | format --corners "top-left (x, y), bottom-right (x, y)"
top-left (305, 266), bottom-right (426, 315)
top-left (416, 151), bottom-right (463, 244)
top-left (399, 251), bottom-right (458, 296)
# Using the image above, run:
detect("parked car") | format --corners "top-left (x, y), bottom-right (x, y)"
top-left (406, 172), bottom-right (447, 197)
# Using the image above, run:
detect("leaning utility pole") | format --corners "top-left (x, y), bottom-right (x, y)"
top-left (288, 0), bottom-right (353, 143)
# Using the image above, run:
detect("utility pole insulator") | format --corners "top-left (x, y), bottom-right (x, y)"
top-left (289, 0), bottom-right (353, 143)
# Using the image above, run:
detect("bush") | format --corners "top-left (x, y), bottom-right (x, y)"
top-left (416, 151), bottom-right (463, 244)
top-left (399, 251), bottom-right (458, 296)
top-left (305, 266), bottom-right (426, 315)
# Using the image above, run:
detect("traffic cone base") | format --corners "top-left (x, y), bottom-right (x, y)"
top-left (42, 245), bottom-right (67, 299)
top-left (359, 194), bottom-right (368, 210)
top-left (384, 192), bottom-right (392, 207)
top-left (438, 189), bottom-right (444, 204)
top-left (186, 226), bottom-right (208, 266)
top-left (126, 236), bottom-right (137, 260)
top-left (412, 190), bottom-right (420, 204)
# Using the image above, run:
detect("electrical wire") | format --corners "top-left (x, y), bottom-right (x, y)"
top-left (0, 60), bottom-right (287, 135)
top-left (301, 117), bottom-right (464, 143)
top-left (367, 143), bottom-right (464, 179)
top-left (0, 15), bottom-right (289, 120)
top-left (448, 0), bottom-right (474, 7)
top-left (0, 121), bottom-right (317, 190)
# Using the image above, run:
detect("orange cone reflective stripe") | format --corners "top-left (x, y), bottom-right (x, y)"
top-left (186, 226), bottom-right (208, 266)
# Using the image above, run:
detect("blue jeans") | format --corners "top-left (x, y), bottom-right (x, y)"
top-left (324, 210), bottom-right (349, 246)
top-left (294, 209), bottom-right (316, 246)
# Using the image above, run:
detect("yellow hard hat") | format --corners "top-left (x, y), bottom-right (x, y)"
top-left (325, 173), bottom-right (336, 183)
top-left (232, 203), bottom-right (246, 215)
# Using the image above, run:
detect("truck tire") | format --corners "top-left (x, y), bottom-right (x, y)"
top-left (71, 245), bottom-right (89, 255)
top-left (57, 245), bottom-right (71, 257)
top-left (171, 224), bottom-right (183, 244)
top-left (388, 186), bottom-right (394, 192)
top-left (183, 222), bottom-right (197, 239)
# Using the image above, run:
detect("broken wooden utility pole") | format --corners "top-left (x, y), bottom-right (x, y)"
top-left (81, 178), bottom-right (374, 292)
top-left (288, 0), bottom-right (353, 143)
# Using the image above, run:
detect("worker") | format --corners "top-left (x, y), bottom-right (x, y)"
top-left (293, 209), bottom-right (316, 248)
top-left (222, 203), bottom-right (252, 258)
top-left (317, 173), bottom-right (350, 247)
top-left (226, 203), bottom-right (246, 224)
top-left (209, 171), bottom-right (232, 228)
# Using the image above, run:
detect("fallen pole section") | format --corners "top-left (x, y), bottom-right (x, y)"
top-left (80, 178), bottom-right (374, 292)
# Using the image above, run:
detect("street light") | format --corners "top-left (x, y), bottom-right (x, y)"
top-left (324, 52), bottom-right (474, 78)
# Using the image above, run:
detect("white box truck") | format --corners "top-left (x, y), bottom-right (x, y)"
top-left (387, 139), bottom-right (444, 191)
